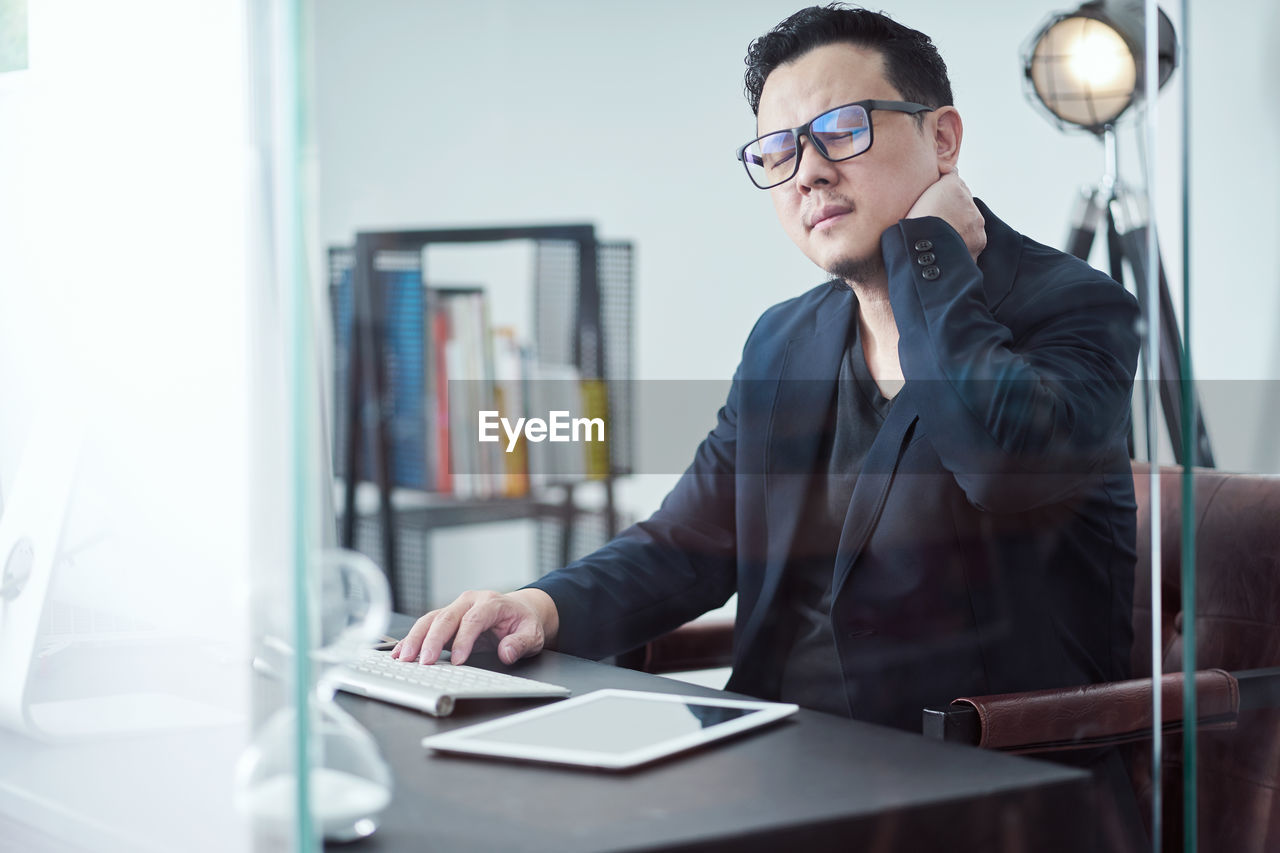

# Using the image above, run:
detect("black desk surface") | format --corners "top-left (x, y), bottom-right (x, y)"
top-left (336, 619), bottom-right (1093, 852)
top-left (0, 625), bottom-right (1093, 852)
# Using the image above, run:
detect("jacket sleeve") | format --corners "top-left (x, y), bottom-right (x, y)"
top-left (523, 368), bottom-right (743, 660)
top-left (883, 216), bottom-right (1139, 513)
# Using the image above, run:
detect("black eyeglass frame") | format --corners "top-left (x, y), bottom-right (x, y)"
top-left (735, 99), bottom-right (935, 189)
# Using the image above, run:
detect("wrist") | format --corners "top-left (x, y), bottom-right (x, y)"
top-left (509, 587), bottom-right (560, 648)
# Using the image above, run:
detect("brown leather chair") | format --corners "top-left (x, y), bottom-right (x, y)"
top-left (629, 463), bottom-right (1280, 852)
top-left (1129, 464), bottom-right (1280, 851)
top-left (925, 464), bottom-right (1280, 852)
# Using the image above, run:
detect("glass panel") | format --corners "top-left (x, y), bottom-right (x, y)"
top-left (242, 1), bottom-right (394, 849)
top-left (1175, 2), bottom-right (1195, 845)
top-left (239, 1), bottom-right (316, 850)
top-left (1180, 0), bottom-right (1280, 851)
top-left (0, 2), bottom-right (266, 850)
top-left (296, 3), bottom-right (1280, 852)
top-left (1138, 6), bottom-right (1171, 851)
top-left (1115, 1), bottom-right (1277, 849)
top-left (1028, 3), bottom-right (1169, 846)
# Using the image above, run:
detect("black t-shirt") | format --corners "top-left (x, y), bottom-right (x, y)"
top-left (777, 305), bottom-right (895, 716)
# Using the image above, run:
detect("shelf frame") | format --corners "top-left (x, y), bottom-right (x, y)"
top-left (338, 223), bottom-right (618, 610)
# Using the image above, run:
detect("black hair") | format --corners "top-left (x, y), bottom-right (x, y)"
top-left (744, 4), bottom-right (954, 117)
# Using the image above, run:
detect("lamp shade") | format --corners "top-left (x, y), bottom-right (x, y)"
top-left (1023, 1), bottom-right (1177, 133)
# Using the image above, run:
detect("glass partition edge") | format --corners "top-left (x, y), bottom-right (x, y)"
top-left (1178, 0), bottom-right (1198, 850)
top-left (1143, 1), bottom-right (1164, 849)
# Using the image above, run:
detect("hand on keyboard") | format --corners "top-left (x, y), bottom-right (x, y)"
top-left (393, 588), bottom-right (560, 667)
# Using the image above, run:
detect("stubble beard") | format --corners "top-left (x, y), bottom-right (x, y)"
top-left (826, 252), bottom-right (884, 289)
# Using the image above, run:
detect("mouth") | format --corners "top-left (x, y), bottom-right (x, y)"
top-left (809, 204), bottom-right (852, 232)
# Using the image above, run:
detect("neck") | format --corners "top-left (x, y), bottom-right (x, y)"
top-left (851, 282), bottom-right (905, 399)
top-left (851, 282), bottom-right (897, 347)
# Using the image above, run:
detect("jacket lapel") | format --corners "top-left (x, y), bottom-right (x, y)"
top-left (736, 292), bottom-right (852, 654)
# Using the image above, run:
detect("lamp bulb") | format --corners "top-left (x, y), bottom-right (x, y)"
top-left (1065, 21), bottom-right (1134, 89)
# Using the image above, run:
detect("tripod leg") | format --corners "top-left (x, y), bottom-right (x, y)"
top-left (1155, 252), bottom-right (1215, 468)
top-left (1106, 215), bottom-right (1125, 288)
top-left (1067, 187), bottom-right (1104, 262)
top-left (1114, 221), bottom-right (1215, 468)
top-left (1103, 216), bottom-right (1136, 457)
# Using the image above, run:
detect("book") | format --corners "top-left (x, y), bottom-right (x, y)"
top-left (433, 287), bottom-right (498, 499)
top-left (492, 327), bottom-right (531, 498)
top-left (329, 249), bottom-right (431, 491)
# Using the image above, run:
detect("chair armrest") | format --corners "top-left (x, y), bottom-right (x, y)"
top-left (618, 618), bottom-right (735, 674)
top-left (923, 669), bottom-right (1240, 754)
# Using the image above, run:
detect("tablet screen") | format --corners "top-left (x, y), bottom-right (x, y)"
top-left (422, 689), bottom-right (798, 769)
top-left (461, 693), bottom-right (756, 753)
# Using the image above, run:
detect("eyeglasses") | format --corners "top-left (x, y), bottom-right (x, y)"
top-left (735, 99), bottom-right (934, 189)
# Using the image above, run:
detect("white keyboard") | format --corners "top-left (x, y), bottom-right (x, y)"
top-left (333, 649), bottom-right (571, 717)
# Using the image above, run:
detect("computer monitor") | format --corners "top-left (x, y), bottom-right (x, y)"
top-left (0, 402), bottom-right (80, 734)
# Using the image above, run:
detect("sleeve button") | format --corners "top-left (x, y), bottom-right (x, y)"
top-left (913, 239), bottom-right (933, 252)
top-left (921, 266), bottom-right (941, 280)
top-left (916, 252), bottom-right (935, 265)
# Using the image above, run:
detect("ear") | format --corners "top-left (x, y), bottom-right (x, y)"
top-left (931, 106), bottom-right (962, 175)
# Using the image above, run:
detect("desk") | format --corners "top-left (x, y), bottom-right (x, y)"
top-left (0, 633), bottom-right (1093, 852)
top-left (337, 619), bottom-right (1093, 852)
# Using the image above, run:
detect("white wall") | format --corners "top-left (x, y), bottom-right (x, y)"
top-left (312, 1), bottom-right (1280, 599)
top-left (1179, 1), bottom-right (1280, 470)
top-left (315, 1), bottom-right (1107, 377)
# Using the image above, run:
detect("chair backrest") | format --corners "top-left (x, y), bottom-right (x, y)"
top-left (1130, 462), bottom-right (1280, 852)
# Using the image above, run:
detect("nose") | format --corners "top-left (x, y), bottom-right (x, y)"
top-left (793, 134), bottom-right (837, 193)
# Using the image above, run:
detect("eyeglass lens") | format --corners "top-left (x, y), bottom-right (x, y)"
top-left (743, 103), bottom-right (871, 188)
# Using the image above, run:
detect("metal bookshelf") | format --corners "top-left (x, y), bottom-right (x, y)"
top-left (331, 224), bottom-right (633, 612)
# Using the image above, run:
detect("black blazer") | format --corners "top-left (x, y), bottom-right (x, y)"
top-left (530, 201), bottom-right (1140, 730)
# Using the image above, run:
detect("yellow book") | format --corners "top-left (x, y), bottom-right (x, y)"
top-left (579, 378), bottom-right (610, 481)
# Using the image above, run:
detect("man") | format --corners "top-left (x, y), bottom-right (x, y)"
top-left (397, 5), bottom-right (1142, 846)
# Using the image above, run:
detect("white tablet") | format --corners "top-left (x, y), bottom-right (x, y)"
top-left (421, 688), bottom-right (798, 770)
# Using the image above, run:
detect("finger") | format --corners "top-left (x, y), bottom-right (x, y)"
top-left (418, 605), bottom-right (470, 664)
top-left (497, 625), bottom-right (541, 665)
top-left (450, 599), bottom-right (503, 666)
top-left (393, 611), bottom-right (437, 661)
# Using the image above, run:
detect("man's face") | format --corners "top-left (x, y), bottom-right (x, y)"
top-left (756, 42), bottom-right (942, 286)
